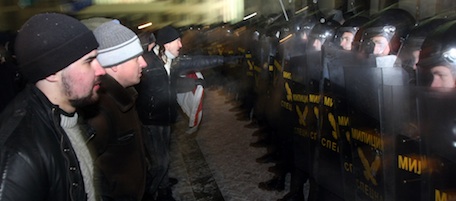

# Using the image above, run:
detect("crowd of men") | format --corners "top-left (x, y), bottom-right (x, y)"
top-left (0, 12), bottom-right (227, 201)
top-left (1, 5), bottom-right (456, 201)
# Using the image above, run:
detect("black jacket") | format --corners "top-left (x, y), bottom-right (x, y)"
top-left (135, 51), bottom-right (224, 126)
top-left (0, 85), bottom-right (89, 201)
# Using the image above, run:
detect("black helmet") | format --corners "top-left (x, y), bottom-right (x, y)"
top-left (371, 8), bottom-right (416, 38)
top-left (358, 8), bottom-right (416, 55)
top-left (359, 25), bottom-right (397, 55)
top-left (338, 15), bottom-right (369, 34)
top-left (334, 15), bottom-right (370, 50)
top-left (399, 17), bottom-right (450, 69)
top-left (308, 18), bottom-right (340, 50)
top-left (293, 15), bottom-right (317, 38)
top-left (417, 20), bottom-right (456, 71)
top-left (403, 17), bottom-right (450, 52)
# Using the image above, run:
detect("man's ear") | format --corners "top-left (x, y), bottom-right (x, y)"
top-left (164, 43), bottom-right (170, 50)
top-left (44, 72), bottom-right (60, 82)
top-left (110, 66), bottom-right (119, 72)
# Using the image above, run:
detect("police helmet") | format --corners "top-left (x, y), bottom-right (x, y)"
top-left (359, 8), bottom-right (416, 55)
top-left (335, 15), bottom-right (370, 50)
top-left (399, 18), bottom-right (449, 71)
top-left (293, 15), bottom-right (317, 38)
top-left (308, 18), bottom-right (340, 50)
top-left (417, 20), bottom-right (456, 72)
top-left (404, 18), bottom-right (449, 52)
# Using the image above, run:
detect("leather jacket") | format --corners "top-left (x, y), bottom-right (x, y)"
top-left (0, 85), bottom-right (89, 201)
top-left (79, 75), bottom-right (146, 201)
top-left (135, 52), bottom-right (224, 126)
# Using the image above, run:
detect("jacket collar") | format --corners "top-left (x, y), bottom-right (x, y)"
top-left (29, 85), bottom-right (71, 116)
top-left (99, 74), bottom-right (137, 112)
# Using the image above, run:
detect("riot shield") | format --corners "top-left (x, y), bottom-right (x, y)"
top-left (288, 53), bottom-right (312, 174)
top-left (380, 85), bottom-right (421, 201)
top-left (277, 34), bottom-right (300, 133)
top-left (264, 42), bottom-right (284, 131)
top-left (279, 31), bottom-right (308, 137)
top-left (344, 66), bottom-right (406, 120)
top-left (237, 27), bottom-right (258, 117)
top-left (267, 24), bottom-right (301, 133)
top-left (250, 34), bottom-right (273, 124)
top-left (310, 45), bottom-right (348, 200)
top-left (324, 47), bottom-right (368, 201)
top-left (343, 65), bottom-right (408, 201)
top-left (417, 88), bottom-right (456, 201)
top-left (273, 33), bottom-right (309, 183)
top-left (258, 32), bottom-right (289, 175)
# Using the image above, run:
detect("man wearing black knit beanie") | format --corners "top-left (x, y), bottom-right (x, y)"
top-left (136, 25), bottom-right (229, 201)
top-left (0, 13), bottom-right (106, 201)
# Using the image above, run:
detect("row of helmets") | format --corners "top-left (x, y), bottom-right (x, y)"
top-left (246, 7), bottom-right (456, 86)
top-left (244, 8), bottom-right (414, 65)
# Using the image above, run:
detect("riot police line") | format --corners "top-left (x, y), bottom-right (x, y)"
top-left (181, 8), bottom-right (456, 201)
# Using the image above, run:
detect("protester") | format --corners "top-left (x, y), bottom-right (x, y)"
top-left (0, 13), bottom-right (105, 201)
top-left (79, 20), bottom-right (148, 200)
top-left (135, 25), bottom-right (228, 200)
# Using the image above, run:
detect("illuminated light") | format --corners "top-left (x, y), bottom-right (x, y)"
top-left (453, 141), bottom-right (456, 148)
top-left (94, 0), bottom-right (154, 4)
top-left (279, 34), bottom-right (293, 43)
top-left (295, 6), bottom-right (309, 14)
top-left (443, 48), bottom-right (456, 63)
top-left (243, 12), bottom-right (257, 21)
top-left (138, 22), bottom-right (152, 30)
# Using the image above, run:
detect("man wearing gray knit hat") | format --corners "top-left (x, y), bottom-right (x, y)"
top-left (78, 20), bottom-right (148, 201)
top-left (95, 21), bottom-right (144, 68)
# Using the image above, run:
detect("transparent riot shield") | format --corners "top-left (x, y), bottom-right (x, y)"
top-left (259, 34), bottom-right (298, 185)
top-left (236, 27), bottom-right (256, 116)
top-left (264, 40), bottom-right (284, 131)
top-left (268, 26), bottom-right (300, 132)
top-left (278, 36), bottom-right (299, 133)
top-left (275, 28), bottom-right (306, 158)
top-left (324, 47), bottom-right (368, 201)
top-left (288, 52), bottom-right (312, 175)
top-left (311, 45), bottom-right (351, 200)
top-left (380, 85), bottom-right (421, 201)
top-left (239, 48), bottom-right (255, 113)
top-left (252, 34), bottom-right (278, 123)
top-left (417, 88), bottom-right (456, 201)
top-left (343, 65), bottom-right (408, 201)
top-left (275, 33), bottom-right (309, 183)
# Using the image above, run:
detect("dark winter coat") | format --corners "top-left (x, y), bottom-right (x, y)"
top-left (79, 74), bottom-right (146, 201)
top-left (0, 85), bottom-right (89, 201)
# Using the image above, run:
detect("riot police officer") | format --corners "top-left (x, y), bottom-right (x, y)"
top-left (278, 17), bottom-right (340, 201)
top-left (398, 17), bottom-right (449, 85)
top-left (334, 16), bottom-right (369, 51)
top-left (358, 8), bottom-right (416, 67)
top-left (417, 20), bottom-right (456, 88)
